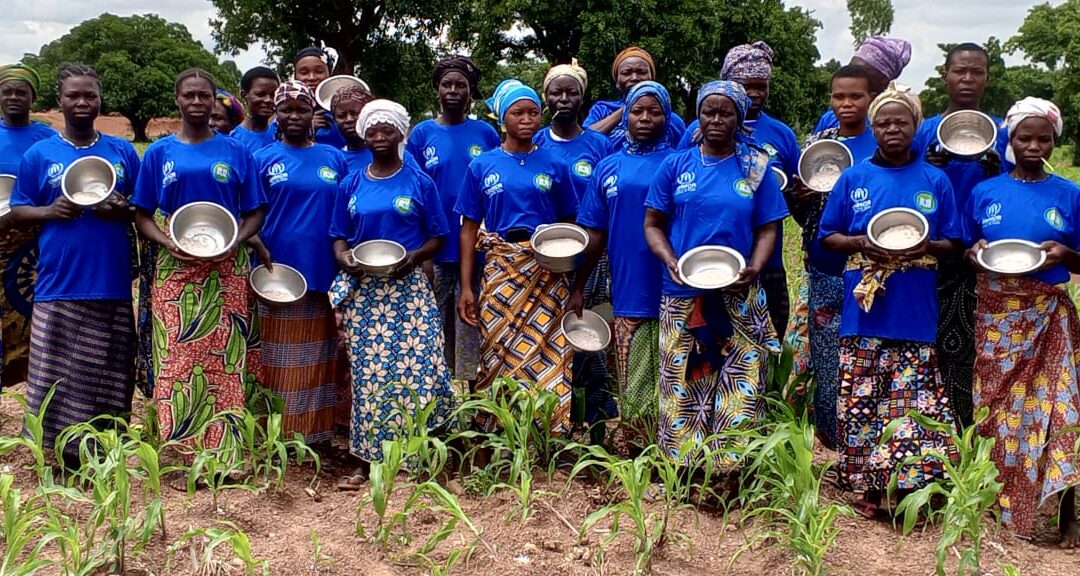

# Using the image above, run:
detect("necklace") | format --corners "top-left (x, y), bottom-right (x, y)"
top-left (1012, 171), bottom-right (1050, 183)
top-left (501, 145), bottom-right (538, 166)
top-left (60, 130), bottom-right (100, 150)
top-left (366, 164), bottom-right (402, 180)
top-left (698, 145), bottom-right (733, 168)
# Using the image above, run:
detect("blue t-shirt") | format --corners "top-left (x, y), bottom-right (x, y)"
top-left (254, 142), bottom-right (347, 292)
top-left (584, 98), bottom-right (686, 149)
top-left (455, 147), bottom-right (579, 238)
top-left (330, 163), bottom-right (449, 251)
top-left (914, 114), bottom-right (1009, 207)
top-left (10, 134), bottom-right (139, 301)
top-left (231, 124), bottom-right (277, 154)
top-left (534, 126), bottom-right (612, 201)
top-left (0, 120), bottom-right (54, 175)
top-left (405, 118), bottom-right (501, 263)
top-left (818, 160), bottom-right (963, 343)
top-left (132, 133), bottom-right (266, 219)
top-left (579, 148), bottom-right (673, 317)
top-left (314, 112), bottom-right (346, 149)
top-left (644, 147), bottom-right (789, 298)
top-left (342, 147), bottom-right (374, 175)
top-left (966, 173), bottom-right (1080, 286)
top-left (835, 128), bottom-right (878, 165)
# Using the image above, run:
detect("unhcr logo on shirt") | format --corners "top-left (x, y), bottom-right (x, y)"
top-left (603, 174), bottom-right (618, 198)
top-left (268, 162), bottom-right (288, 185)
top-left (675, 171), bottom-right (696, 194)
top-left (162, 160), bottom-right (177, 187)
top-left (914, 191), bottom-right (937, 214)
top-left (482, 172), bottom-right (504, 196)
top-left (851, 187), bottom-right (871, 213)
top-left (982, 202), bottom-right (1002, 227)
top-left (423, 145), bottom-right (439, 168)
top-left (47, 162), bottom-right (65, 186)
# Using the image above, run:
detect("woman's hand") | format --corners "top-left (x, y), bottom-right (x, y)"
top-left (165, 238), bottom-right (197, 262)
top-left (853, 235), bottom-right (895, 264)
top-left (91, 193), bottom-right (133, 220)
top-left (312, 112), bottom-right (330, 132)
top-left (1040, 240), bottom-right (1071, 270)
top-left (665, 258), bottom-right (684, 285)
top-left (966, 239), bottom-right (989, 271)
top-left (978, 148), bottom-right (1003, 176)
top-left (247, 236), bottom-right (273, 271)
top-left (566, 287), bottom-right (584, 318)
top-left (790, 175), bottom-right (817, 205)
top-left (725, 266), bottom-right (759, 292)
top-left (48, 196), bottom-right (82, 220)
top-left (924, 143), bottom-right (950, 168)
top-left (458, 288), bottom-right (479, 327)
top-left (390, 252), bottom-right (417, 280)
top-left (336, 248), bottom-right (363, 276)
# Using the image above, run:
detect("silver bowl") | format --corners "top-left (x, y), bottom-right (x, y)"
top-left (61, 156), bottom-right (115, 207)
top-left (351, 239), bottom-right (407, 276)
top-left (677, 245), bottom-right (746, 290)
top-left (531, 223), bottom-right (588, 273)
top-left (315, 75), bottom-right (370, 111)
top-left (250, 263), bottom-right (308, 303)
top-left (561, 309), bottom-right (612, 352)
top-left (0, 174), bottom-right (14, 217)
top-left (770, 166), bottom-right (788, 190)
top-left (798, 140), bottom-right (853, 192)
top-left (937, 110), bottom-right (997, 159)
top-left (169, 201), bottom-right (239, 259)
top-left (977, 239), bottom-right (1046, 275)
top-left (867, 207), bottom-right (929, 252)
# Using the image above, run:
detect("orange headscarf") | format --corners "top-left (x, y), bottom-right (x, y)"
top-left (610, 46), bottom-right (655, 81)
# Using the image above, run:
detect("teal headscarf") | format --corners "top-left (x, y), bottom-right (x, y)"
top-left (485, 79), bottom-right (541, 125)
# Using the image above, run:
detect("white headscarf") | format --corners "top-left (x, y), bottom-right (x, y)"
top-left (356, 99), bottom-right (410, 158)
top-left (1004, 97), bottom-right (1063, 164)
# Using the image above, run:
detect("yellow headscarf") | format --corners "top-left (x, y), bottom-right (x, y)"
top-left (611, 47), bottom-right (655, 81)
top-left (868, 82), bottom-right (922, 126)
top-left (542, 59), bottom-right (588, 95)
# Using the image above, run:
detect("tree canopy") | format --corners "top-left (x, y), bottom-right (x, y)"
top-left (22, 13), bottom-right (238, 141)
top-left (846, 0), bottom-right (894, 46)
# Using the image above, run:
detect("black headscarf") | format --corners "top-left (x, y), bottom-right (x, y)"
top-left (293, 45), bottom-right (337, 73)
top-left (432, 55), bottom-right (482, 99)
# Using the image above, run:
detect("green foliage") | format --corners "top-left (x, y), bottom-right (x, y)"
top-left (0, 389), bottom-right (56, 484)
top-left (167, 522), bottom-right (270, 576)
top-left (0, 474), bottom-right (55, 576)
top-left (228, 408), bottom-right (321, 490)
top-left (21, 13), bottom-right (239, 141)
top-left (356, 439), bottom-right (410, 547)
top-left (846, 0), bottom-right (894, 46)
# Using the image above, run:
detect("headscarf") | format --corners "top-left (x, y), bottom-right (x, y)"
top-left (720, 41), bottom-right (774, 81)
top-left (330, 84), bottom-right (373, 115)
top-left (695, 81), bottom-right (768, 184)
top-left (1003, 97), bottom-right (1063, 164)
top-left (357, 99), bottom-right (410, 137)
top-left (868, 82), bottom-right (922, 126)
top-left (274, 80), bottom-right (316, 108)
top-left (433, 55), bottom-right (482, 100)
top-left (215, 89), bottom-right (245, 125)
top-left (0, 63), bottom-right (41, 96)
top-left (621, 81), bottom-right (672, 154)
top-left (611, 46), bottom-right (655, 81)
top-left (485, 79), bottom-right (541, 126)
top-left (542, 59), bottom-right (588, 95)
top-left (854, 36), bottom-right (912, 81)
top-left (293, 43), bottom-right (338, 74)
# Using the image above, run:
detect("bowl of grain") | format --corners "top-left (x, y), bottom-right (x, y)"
top-left (169, 201), bottom-right (239, 259)
top-left (867, 207), bottom-right (929, 252)
top-left (0, 174), bottom-right (15, 217)
top-left (561, 309), bottom-right (612, 352)
top-left (250, 263), bottom-right (307, 304)
top-left (677, 245), bottom-right (746, 290)
top-left (61, 156), bottom-right (116, 207)
top-left (350, 239), bottom-right (407, 276)
top-left (798, 140), bottom-right (853, 193)
top-left (976, 239), bottom-right (1046, 275)
top-left (770, 165), bottom-right (788, 191)
top-left (531, 223), bottom-right (589, 273)
top-left (937, 110), bottom-right (997, 159)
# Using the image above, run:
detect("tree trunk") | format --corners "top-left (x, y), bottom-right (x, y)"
top-left (130, 116), bottom-right (151, 143)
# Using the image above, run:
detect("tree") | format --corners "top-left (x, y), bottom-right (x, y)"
top-left (846, 0), bottom-right (894, 46)
top-left (22, 13), bottom-right (239, 141)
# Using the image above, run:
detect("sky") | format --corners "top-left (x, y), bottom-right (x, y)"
top-left (0, 0), bottom-right (1062, 91)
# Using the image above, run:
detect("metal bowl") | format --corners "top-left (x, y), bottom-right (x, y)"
top-left (561, 309), bottom-right (612, 352)
top-left (770, 166), bottom-right (788, 190)
top-left (315, 75), bottom-right (371, 111)
top-left (937, 110), bottom-right (997, 159)
top-left (250, 263), bottom-right (308, 303)
top-left (977, 239), bottom-right (1046, 275)
top-left (867, 207), bottom-right (929, 252)
top-left (351, 239), bottom-right (407, 276)
top-left (677, 245), bottom-right (746, 290)
top-left (0, 174), bottom-right (14, 217)
top-left (798, 140), bottom-right (853, 192)
top-left (169, 201), bottom-right (239, 259)
top-left (61, 156), bottom-right (115, 207)
top-left (530, 223), bottom-right (588, 273)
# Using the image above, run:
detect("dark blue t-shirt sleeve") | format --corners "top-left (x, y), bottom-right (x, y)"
top-left (10, 150), bottom-right (43, 207)
top-left (553, 162), bottom-right (579, 220)
top-left (132, 145), bottom-right (159, 212)
top-left (577, 164), bottom-right (609, 231)
top-left (817, 173), bottom-right (851, 239)
top-left (404, 126), bottom-right (424, 169)
top-left (329, 176), bottom-right (355, 240)
top-left (752, 169), bottom-right (789, 228)
top-left (454, 161), bottom-right (485, 223)
top-left (418, 173), bottom-right (449, 239)
top-left (236, 147), bottom-right (266, 213)
top-left (644, 156), bottom-right (676, 214)
top-left (779, 126), bottom-right (800, 177)
top-left (120, 142), bottom-right (142, 198)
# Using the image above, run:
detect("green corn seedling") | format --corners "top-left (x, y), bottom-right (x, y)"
top-left (0, 473), bottom-right (55, 576)
top-left (356, 438), bottom-right (411, 547)
top-left (394, 389), bottom-right (451, 482)
top-left (230, 408), bottom-right (320, 490)
top-left (0, 388), bottom-right (57, 484)
top-left (168, 522), bottom-right (270, 576)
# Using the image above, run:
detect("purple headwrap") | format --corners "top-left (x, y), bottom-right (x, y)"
top-left (720, 41), bottom-right (774, 81)
top-left (854, 36), bottom-right (912, 81)
top-left (215, 89), bottom-right (245, 124)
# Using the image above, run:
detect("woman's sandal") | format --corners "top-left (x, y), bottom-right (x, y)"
top-left (336, 468), bottom-right (368, 491)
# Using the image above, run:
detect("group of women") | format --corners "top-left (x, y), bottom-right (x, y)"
top-left (0, 32), bottom-right (1077, 546)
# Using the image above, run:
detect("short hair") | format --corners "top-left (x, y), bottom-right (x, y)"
top-left (241, 66), bottom-right (279, 92)
top-left (56, 62), bottom-right (99, 92)
top-left (945, 43), bottom-right (990, 70)
top-left (831, 64), bottom-right (874, 92)
top-left (174, 68), bottom-right (217, 94)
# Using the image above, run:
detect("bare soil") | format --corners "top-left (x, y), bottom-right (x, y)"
top-left (31, 111), bottom-right (180, 140)
top-left (1, 383), bottom-right (1077, 576)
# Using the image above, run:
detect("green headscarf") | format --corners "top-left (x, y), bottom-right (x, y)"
top-left (0, 64), bottom-right (41, 97)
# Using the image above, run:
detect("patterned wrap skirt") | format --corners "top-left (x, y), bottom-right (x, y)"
top-left (474, 231), bottom-right (573, 435)
top-left (936, 262), bottom-right (978, 426)
top-left (257, 292), bottom-right (338, 445)
top-left (973, 275), bottom-right (1080, 536)
top-left (658, 282), bottom-right (780, 463)
top-left (836, 336), bottom-right (957, 492)
top-left (612, 317), bottom-right (659, 422)
top-left (0, 225), bottom-right (38, 387)
top-left (809, 268), bottom-right (844, 450)
top-left (24, 300), bottom-right (136, 457)
top-left (433, 261), bottom-right (481, 381)
top-left (330, 267), bottom-right (454, 462)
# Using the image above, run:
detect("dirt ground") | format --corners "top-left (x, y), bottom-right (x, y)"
top-left (1, 385), bottom-right (1077, 576)
top-left (30, 111), bottom-right (180, 140)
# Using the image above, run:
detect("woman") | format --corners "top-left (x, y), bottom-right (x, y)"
top-left (575, 81), bottom-right (675, 439)
top-left (585, 47), bottom-right (686, 148)
top-left (966, 97), bottom-right (1080, 547)
top-left (251, 81), bottom-right (347, 445)
top-left (332, 84), bottom-right (376, 173)
top-left (643, 81), bottom-right (787, 462)
top-left (294, 45), bottom-right (346, 149)
top-left (455, 79), bottom-right (578, 435)
top-left (405, 55), bottom-right (500, 382)
top-left (331, 99), bottom-right (453, 488)
top-left (232, 66), bottom-right (280, 153)
top-left (132, 68), bottom-right (266, 455)
top-left (813, 36), bottom-right (911, 132)
top-left (818, 84), bottom-right (962, 516)
top-left (0, 63), bottom-right (53, 390)
top-left (10, 63), bottom-right (140, 463)
top-left (211, 89), bottom-right (245, 135)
